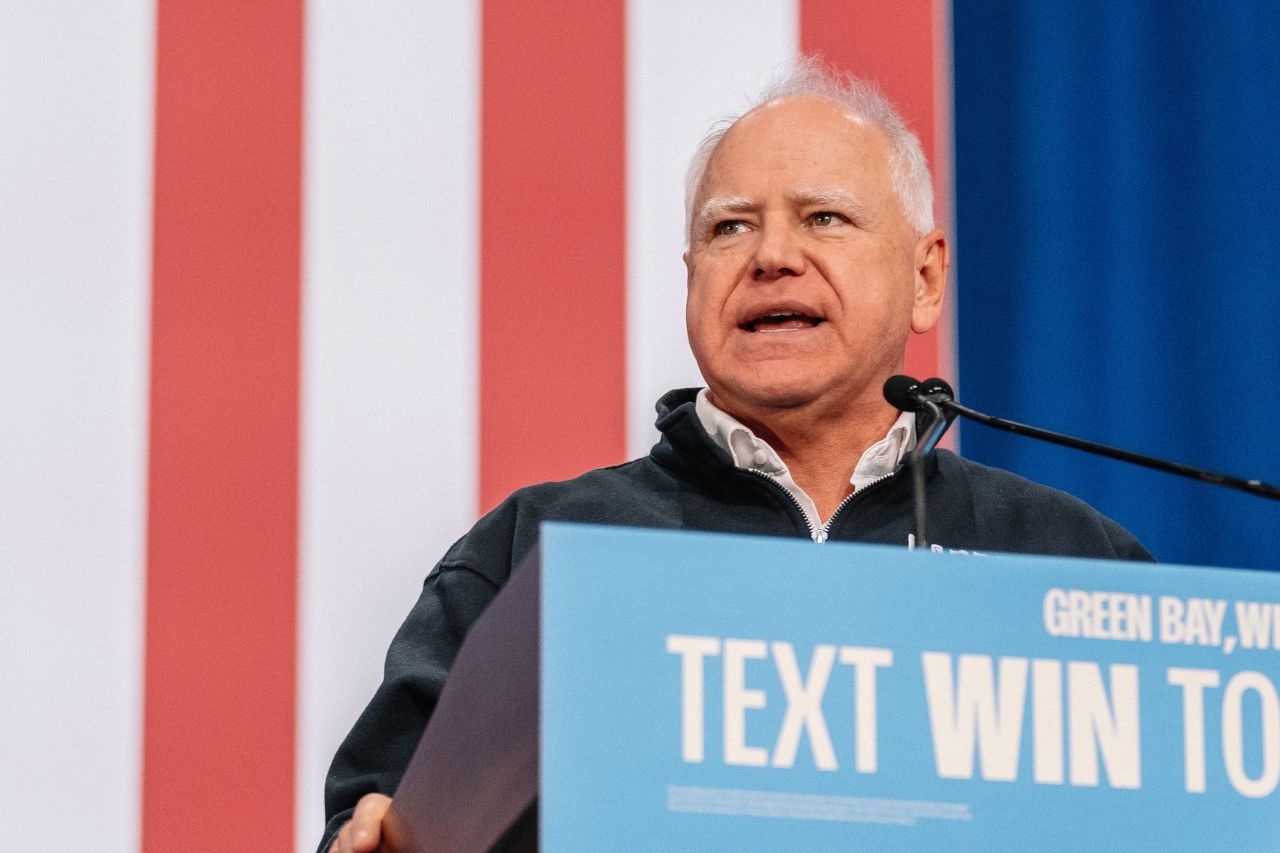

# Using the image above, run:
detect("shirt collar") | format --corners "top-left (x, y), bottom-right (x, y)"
top-left (694, 388), bottom-right (916, 488)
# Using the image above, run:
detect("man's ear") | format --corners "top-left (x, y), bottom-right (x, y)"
top-left (910, 228), bottom-right (949, 334)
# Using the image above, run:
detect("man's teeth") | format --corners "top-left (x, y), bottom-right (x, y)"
top-left (748, 313), bottom-right (821, 331)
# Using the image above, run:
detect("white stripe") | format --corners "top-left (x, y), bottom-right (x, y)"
top-left (0, 1), bottom-right (153, 847)
top-left (296, 2), bottom-right (481, 848)
top-left (625, 0), bottom-right (799, 458)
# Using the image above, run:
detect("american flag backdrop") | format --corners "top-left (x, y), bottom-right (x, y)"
top-left (1, 1), bottom-right (954, 849)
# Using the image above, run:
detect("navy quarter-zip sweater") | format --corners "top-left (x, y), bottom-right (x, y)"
top-left (318, 389), bottom-right (1151, 849)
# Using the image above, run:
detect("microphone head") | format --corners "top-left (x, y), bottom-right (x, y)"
top-left (920, 377), bottom-right (955, 400)
top-left (883, 375), bottom-right (923, 411)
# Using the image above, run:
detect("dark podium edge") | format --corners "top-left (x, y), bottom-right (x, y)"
top-left (383, 549), bottom-right (541, 853)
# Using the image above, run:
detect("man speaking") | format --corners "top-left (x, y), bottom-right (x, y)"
top-left (320, 60), bottom-right (1149, 852)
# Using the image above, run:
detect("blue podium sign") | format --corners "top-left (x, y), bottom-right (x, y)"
top-left (539, 523), bottom-right (1280, 851)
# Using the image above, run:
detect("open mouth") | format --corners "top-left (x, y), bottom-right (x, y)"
top-left (740, 312), bottom-right (825, 332)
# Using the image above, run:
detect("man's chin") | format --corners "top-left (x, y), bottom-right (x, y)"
top-left (709, 378), bottom-right (830, 415)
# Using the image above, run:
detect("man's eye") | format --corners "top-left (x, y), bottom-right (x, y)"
top-left (811, 211), bottom-right (842, 227)
top-left (713, 220), bottom-right (747, 236)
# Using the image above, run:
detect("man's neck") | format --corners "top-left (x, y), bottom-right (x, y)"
top-left (710, 393), bottom-right (902, 521)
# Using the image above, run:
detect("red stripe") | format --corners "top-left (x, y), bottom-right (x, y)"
top-left (479, 0), bottom-right (628, 513)
top-left (144, 2), bottom-right (303, 850)
top-left (800, 0), bottom-right (956, 384)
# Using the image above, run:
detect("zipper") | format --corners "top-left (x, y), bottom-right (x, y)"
top-left (741, 466), bottom-right (903, 543)
top-left (742, 468), bottom-right (820, 540)
top-left (819, 469), bottom-right (900, 541)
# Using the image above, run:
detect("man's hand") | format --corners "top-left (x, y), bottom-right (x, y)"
top-left (329, 793), bottom-right (392, 853)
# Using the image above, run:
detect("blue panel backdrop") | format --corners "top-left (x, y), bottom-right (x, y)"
top-left (952, 2), bottom-right (1280, 571)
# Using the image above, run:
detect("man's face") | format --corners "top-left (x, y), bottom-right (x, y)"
top-left (684, 96), bottom-right (945, 421)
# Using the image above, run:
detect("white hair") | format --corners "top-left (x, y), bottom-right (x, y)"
top-left (684, 56), bottom-right (935, 240)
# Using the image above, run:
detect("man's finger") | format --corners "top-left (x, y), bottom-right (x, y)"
top-left (348, 793), bottom-right (393, 852)
top-left (329, 820), bottom-right (350, 853)
top-left (328, 794), bottom-right (391, 853)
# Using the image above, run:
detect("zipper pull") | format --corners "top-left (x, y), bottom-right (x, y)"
top-left (814, 528), bottom-right (829, 544)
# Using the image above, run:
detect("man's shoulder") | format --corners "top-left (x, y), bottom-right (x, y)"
top-left (502, 454), bottom-right (680, 516)
top-left (934, 450), bottom-right (1153, 561)
top-left (437, 455), bottom-right (684, 586)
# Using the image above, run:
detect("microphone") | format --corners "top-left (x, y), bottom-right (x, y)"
top-left (918, 376), bottom-right (954, 401)
top-left (883, 374), bottom-right (1280, 502)
top-left (882, 374), bottom-right (923, 411)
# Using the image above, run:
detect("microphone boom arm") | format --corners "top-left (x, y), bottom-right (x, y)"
top-left (939, 397), bottom-right (1280, 502)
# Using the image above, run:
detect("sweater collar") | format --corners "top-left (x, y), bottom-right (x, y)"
top-left (652, 387), bottom-right (938, 482)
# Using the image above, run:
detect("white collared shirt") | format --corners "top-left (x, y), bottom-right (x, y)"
top-left (694, 389), bottom-right (916, 541)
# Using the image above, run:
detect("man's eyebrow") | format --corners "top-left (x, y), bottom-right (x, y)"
top-left (693, 196), bottom-right (755, 231)
top-left (790, 187), bottom-right (872, 219)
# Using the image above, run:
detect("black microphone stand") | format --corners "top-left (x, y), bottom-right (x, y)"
top-left (907, 397), bottom-right (954, 548)
top-left (883, 375), bottom-right (959, 549)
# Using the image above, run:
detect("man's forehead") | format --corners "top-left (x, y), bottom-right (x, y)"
top-left (722, 94), bottom-right (881, 148)
top-left (701, 100), bottom-right (891, 186)
top-left (687, 94), bottom-right (898, 238)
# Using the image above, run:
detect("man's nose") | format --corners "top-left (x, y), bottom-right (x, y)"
top-left (751, 224), bottom-right (807, 281)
